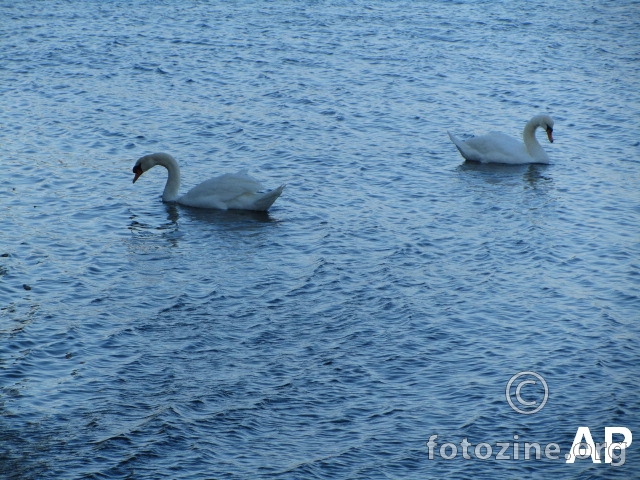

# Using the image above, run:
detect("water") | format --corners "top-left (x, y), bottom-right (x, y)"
top-left (1, 1), bottom-right (639, 478)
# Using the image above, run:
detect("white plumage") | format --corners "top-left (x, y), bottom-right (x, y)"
top-left (448, 115), bottom-right (554, 164)
top-left (132, 153), bottom-right (284, 211)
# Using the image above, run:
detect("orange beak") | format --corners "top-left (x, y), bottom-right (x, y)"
top-left (546, 127), bottom-right (554, 143)
top-left (132, 165), bottom-right (143, 183)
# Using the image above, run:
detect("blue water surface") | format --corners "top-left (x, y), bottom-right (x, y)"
top-left (1, 1), bottom-right (639, 478)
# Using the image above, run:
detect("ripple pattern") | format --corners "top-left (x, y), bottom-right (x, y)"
top-left (1, 1), bottom-right (639, 479)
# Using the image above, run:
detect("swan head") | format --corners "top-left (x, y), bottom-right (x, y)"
top-left (534, 115), bottom-right (554, 143)
top-left (132, 153), bottom-right (175, 183)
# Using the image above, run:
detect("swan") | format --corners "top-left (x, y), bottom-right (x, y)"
top-left (448, 114), bottom-right (554, 164)
top-left (132, 152), bottom-right (284, 211)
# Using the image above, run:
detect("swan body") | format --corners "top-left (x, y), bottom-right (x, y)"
top-left (448, 115), bottom-right (554, 164)
top-left (132, 153), bottom-right (284, 211)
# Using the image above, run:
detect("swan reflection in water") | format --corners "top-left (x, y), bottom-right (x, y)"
top-left (127, 202), bottom-right (279, 254)
top-left (166, 202), bottom-right (276, 225)
top-left (129, 202), bottom-right (277, 235)
top-left (458, 161), bottom-right (552, 189)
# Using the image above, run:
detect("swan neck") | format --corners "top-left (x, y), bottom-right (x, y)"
top-left (522, 119), bottom-right (546, 160)
top-left (157, 155), bottom-right (181, 202)
top-left (523, 119), bottom-right (540, 145)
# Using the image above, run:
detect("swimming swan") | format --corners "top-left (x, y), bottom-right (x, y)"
top-left (448, 115), bottom-right (554, 164)
top-left (132, 152), bottom-right (284, 211)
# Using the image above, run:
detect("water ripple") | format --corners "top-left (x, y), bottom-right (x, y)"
top-left (1, 1), bottom-right (639, 479)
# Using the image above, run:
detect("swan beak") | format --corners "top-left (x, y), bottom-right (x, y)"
top-left (132, 165), bottom-right (143, 183)
top-left (546, 127), bottom-right (554, 143)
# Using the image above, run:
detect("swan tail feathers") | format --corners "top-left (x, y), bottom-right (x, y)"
top-left (252, 185), bottom-right (285, 211)
top-left (448, 131), bottom-right (479, 162)
top-left (448, 131), bottom-right (467, 157)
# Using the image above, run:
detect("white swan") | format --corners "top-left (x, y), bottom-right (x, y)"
top-left (132, 153), bottom-right (284, 211)
top-left (448, 115), bottom-right (554, 164)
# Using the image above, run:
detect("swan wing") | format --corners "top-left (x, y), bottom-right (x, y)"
top-left (466, 132), bottom-right (526, 159)
top-left (228, 185), bottom-right (285, 211)
top-left (177, 171), bottom-right (283, 210)
top-left (182, 171), bottom-right (261, 202)
top-left (450, 131), bottom-right (531, 164)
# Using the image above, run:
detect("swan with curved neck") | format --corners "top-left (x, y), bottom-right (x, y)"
top-left (132, 153), bottom-right (284, 211)
top-left (448, 115), bottom-right (554, 164)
